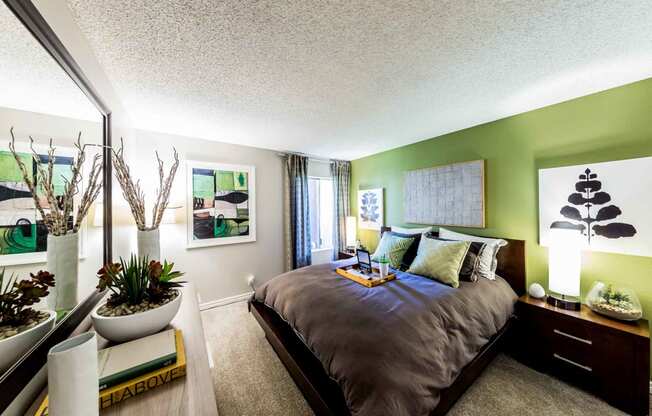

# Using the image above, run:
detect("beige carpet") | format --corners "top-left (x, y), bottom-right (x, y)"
top-left (202, 301), bottom-right (639, 416)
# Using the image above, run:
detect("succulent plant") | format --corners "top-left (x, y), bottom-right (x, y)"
top-left (97, 255), bottom-right (184, 307)
top-left (0, 268), bottom-right (55, 327)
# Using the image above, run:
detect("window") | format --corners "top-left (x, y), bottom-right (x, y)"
top-left (308, 177), bottom-right (333, 250)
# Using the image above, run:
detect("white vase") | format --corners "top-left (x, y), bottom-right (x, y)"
top-left (137, 228), bottom-right (160, 260)
top-left (48, 332), bottom-right (99, 416)
top-left (46, 233), bottom-right (79, 311)
top-left (0, 310), bottom-right (56, 373)
top-left (379, 262), bottom-right (389, 278)
top-left (91, 291), bottom-right (182, 342)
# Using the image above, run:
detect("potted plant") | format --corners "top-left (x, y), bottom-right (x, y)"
top-left (91, 255), bottom-right (184, 342)
top-left (9, 128), bottom-right (103, 311)
top-left (0, 268), bottom-right (56, 372)
top-left (112, 139), bottom-right (179, 260)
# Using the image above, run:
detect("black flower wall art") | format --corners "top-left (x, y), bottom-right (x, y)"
top-left (550, 168), bottom-right (637, 244)
top-left (539, 157), bottom-right (651, 258)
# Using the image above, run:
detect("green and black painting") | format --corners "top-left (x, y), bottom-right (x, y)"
top-left (192, 168), bottom-right (249, 240)
top-left (0, 150), bottom-right (73, 256)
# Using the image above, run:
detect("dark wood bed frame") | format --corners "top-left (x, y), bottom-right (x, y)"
top-left (250, 227), bottom-right (526, 416)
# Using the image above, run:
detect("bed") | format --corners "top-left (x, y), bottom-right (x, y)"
top-left (250, 227), bottom-right (526, 416)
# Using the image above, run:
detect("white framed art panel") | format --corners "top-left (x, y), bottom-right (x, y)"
top-left (358, 188), bottom-right (384, 230)
top-left (539, 156), bottom-right (652, 257)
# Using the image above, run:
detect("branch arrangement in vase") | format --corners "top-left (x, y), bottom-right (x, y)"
top-left (8, 127), bottom-right (103, 235)
top-left (112, 139), bottom-right (180, 231)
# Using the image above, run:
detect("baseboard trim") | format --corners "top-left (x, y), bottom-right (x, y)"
top-left (199, 291), bottom-right (253, 311)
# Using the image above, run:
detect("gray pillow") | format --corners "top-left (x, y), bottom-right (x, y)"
top-left (438, 228), bottom-right (507, 280)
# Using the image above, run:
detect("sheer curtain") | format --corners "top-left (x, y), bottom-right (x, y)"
top-left (284, 154), bottom-right (312, 270)
top-left (330, 160), bottom-right (351, 260)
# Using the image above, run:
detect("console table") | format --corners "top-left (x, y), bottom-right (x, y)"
top-left (27, 283), bottom-right (218, 416)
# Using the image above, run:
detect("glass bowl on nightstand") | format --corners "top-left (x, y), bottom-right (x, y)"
top-left (586, 281), bottom-right (642, 321)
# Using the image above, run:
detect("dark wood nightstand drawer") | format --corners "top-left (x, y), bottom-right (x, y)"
top-left (513, 295), bottom-right (650, 416)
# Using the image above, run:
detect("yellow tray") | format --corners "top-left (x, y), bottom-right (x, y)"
top-left (336, 264), bottom-right (396, 288)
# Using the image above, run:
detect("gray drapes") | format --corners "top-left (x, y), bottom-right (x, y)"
top-left (330, 160), bottom-right (351, 259)
top-left (284, 154), bottom-right (312, 269)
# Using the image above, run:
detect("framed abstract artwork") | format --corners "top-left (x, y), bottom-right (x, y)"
top-left (358, 188), bottom-right (384, 230)
top-left (539, 156), bottom-right (652, 257)
top-left (186, 161), bottom-right (256, 248)
top-left (403, 160), bottom-right (485, 228)
top-left (0, 142), bottom-right (85, 266)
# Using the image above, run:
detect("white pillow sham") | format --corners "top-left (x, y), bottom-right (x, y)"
top-left (438, 228), bottom-right (507, 280)
top-left (391, 226), bottom-right (432, 235)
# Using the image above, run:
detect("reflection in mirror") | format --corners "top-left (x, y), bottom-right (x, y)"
top-left (0, 2), bottom-right (103, 376)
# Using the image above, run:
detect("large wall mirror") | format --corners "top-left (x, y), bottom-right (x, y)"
top-left (0, 0), bottom-right (112, 411)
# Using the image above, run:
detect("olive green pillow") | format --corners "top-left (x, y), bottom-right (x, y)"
top-left (371, 233), bottom-right (415, 269)
top-left (407, 239), bottom-right (471, 288)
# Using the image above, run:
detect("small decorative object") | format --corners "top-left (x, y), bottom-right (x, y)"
top-left (528, 283), bottom-right (546, 299)
top-left (539, 156), bottom-right (652, 257)
top-left (47, 332), bottom-right (98, 416)
top-left (112, 139), bottom-right (179, 260)
top-left (356, 249), bottom-right (372, 273)
top-left (358, 188), bottom-right (384, 230)
top-left (186, 161), bottom-right (256, 248)
top-left (546, 228), bottom-right (582, 311)
top-left (0, 268), bottom-right (56, 372)
top-left (404, 160), bottom-right (485, 228)
top-left (378, 255), bottom-right (390, 279)
top-left (91, 255), bottom-right (185, 342)
top-left (586, 281), bottom-right (642, 321)
top-left (8, 129), bottom-right (103, 310)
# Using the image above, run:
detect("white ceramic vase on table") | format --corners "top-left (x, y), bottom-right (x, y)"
top-left (46, 233), bottom-right (79, 311)
top-left (379, 262), bottom-right (389, 278)
top-left (47, 332), bottom-right (98, 416)
top-left (137, 228), bottom-right (160, 260)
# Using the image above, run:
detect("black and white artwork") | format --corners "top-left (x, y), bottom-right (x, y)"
top-left (358, 188), bottom-right (383, 230)
top-left (539, 157), bottom-right (651, 257)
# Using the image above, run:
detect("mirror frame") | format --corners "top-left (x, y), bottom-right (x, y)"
top-left (0, 0), bottom-right (112, 411)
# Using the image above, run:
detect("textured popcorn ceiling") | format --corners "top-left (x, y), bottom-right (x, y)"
top-left (0, 3), bottom-right (99, 122)
top-left (66, 0), bottom-right (652, 160)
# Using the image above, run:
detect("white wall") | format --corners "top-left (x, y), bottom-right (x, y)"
top-left (117, 130), bottom-right (285, 303)
top-left (1, 106), bottom-right (285, 305)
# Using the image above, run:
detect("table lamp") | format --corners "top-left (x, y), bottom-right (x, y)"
top-left (546, 228), bottom-right (582, 310)
top-left (345, 216), bottom-right (357, 253)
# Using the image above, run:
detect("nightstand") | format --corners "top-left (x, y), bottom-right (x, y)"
top-left (337, 251), bottom-right (355, 260)
top-left (514, 295), bottom-right (650, 416)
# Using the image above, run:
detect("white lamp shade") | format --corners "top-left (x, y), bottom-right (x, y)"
top-left (345, 216), bottom-right (357, 248)
top-left (162, 206), bottom-right (181, 224)
top-left (548, 229), bottom-right (582, 297)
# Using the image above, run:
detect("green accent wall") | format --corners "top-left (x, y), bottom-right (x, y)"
top-left (351, 78), bottom-right (652, 326)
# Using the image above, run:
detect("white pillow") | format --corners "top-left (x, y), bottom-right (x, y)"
top-left (438, 228), bottom-right (507, 280)
top-left (391, 226), bottom-right (432, 235)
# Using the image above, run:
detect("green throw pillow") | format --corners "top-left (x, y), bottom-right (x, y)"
top-left (371, 233), bottom-right (415, 269)
top-left (407, 238), bottom-right (471, 288)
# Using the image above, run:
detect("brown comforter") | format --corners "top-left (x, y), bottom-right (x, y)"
top-left (253, 259), bottom-right (517, 416)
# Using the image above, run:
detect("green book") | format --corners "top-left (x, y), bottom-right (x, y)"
top-left (97, 329), bottom-right (177, 391)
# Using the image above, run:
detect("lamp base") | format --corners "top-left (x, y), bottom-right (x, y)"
top-left (546, 294), bottom-right (581, 311)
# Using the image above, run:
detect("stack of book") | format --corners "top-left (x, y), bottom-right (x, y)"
top-left (35, 329), bottom-right (186, 415)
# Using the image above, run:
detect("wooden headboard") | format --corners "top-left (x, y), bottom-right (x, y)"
top-left (380, 226), bottom-right (526, 295)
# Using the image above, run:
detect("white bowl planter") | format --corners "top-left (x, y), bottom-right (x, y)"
top-left (91, 292), bottom-right (182, 342)
top-left (0, 310), bottom-right (56, 372)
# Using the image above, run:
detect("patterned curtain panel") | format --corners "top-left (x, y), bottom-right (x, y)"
top-left (285, 154), bottom-right (312, 269)
top-left (330, 160), bottom-right (351, 259)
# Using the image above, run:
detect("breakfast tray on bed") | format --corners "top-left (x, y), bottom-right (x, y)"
top-left (335, 264), bottom-right (396, 288)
